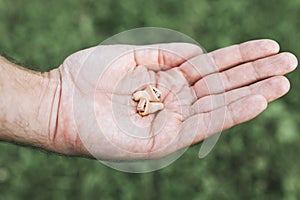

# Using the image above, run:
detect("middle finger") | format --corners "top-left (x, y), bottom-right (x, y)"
top-left (192, 52), bottom-right (297, 98)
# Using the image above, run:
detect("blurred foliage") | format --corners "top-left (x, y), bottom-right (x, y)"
top-left (0, 0), bottom-right (300, 199)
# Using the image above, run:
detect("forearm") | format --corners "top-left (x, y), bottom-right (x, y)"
top-left (0, 56), bottom-right (58, 151)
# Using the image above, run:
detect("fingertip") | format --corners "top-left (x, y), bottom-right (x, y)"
top-left (276, 75), bottom-right (291, 96)
top-left (260, 39), bottom-right (280, 54)
top-left (282, 52), bottom-right (298, 70)
top-left (236, 39), bottom-right (281, 64)
top-left (252, 76), bottom-right (291, 102)
top-left (268, 76), bottom-right (291, 96)
top-left (251, 94), bottom-right (268, 111)
top-left (229, 94), bottom-right (268, 124)
top-left (241, 95), bottom-right (268, 123)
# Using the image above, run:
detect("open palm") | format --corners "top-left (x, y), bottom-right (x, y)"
top-left (52, 40), bottom-right (297, 160)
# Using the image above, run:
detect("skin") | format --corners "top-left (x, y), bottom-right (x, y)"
top-left (0, 39), bottom-right (297, 160)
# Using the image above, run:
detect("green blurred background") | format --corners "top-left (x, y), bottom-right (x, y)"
top-left (0, 0), bottom-right (300, 199)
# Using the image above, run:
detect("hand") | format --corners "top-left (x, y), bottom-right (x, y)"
top-left (46, 40), bottom-right (297, 160)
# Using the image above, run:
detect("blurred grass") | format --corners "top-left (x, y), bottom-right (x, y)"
top-left (0, 0), bottom-right (300, 199)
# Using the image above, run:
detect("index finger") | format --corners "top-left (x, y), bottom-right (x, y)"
top-left (179, 39), bottom-right (280, 84)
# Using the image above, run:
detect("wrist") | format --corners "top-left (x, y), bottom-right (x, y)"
top-left (47, 67), bottom-right (91, 157)
top-left (0, 56), bottom-right (58, 151)
top-left (0, 56), bottom-right (90, 157)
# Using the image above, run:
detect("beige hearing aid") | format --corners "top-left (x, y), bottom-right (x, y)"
top-left (132, 85), bottom-right (161, 102)
top-left (133, 85), bottom-right (164, 116)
